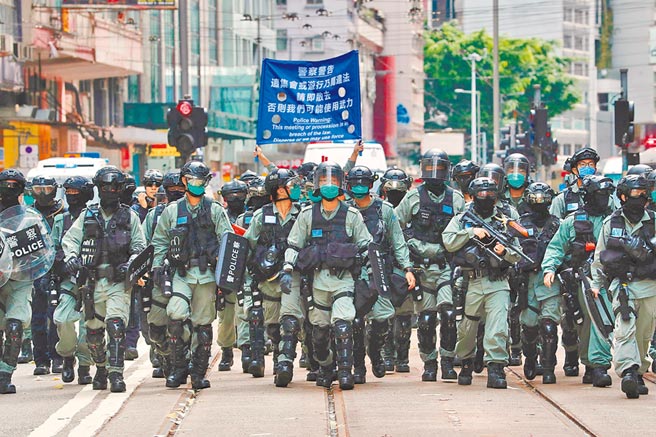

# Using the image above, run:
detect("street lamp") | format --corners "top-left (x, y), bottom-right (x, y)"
top-left (455, 88), bottom-right (481, 163)
top-left (465, 53), bottom-right (482, 163)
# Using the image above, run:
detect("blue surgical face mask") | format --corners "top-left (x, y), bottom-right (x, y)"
top-left (319, 184), bottom-right (340, 200)
top-left (187, 185), bottom-right (206, 197)
top-left (350, 185), bottom-right (370, 198)
top-left (507, 173), bottom-right (526, 189)
top-left (289, 185), bottom-right (301, 201)
top-left (578, 166), bottom-right (595, 178)
top-left (308, 191), bottom-right (322, 203)
top-left (651, 190), bottom-right (656, 203)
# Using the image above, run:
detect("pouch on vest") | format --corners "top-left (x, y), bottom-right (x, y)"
top-left (354, 278), bottom-right (377, 317)
top-left (296, 245), bottom-right (322, 273)
top-left (324, 242), bottom-right (358, 269)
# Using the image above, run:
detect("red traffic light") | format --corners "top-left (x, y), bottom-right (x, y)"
top-left (177, 101), bottom-right (193, 116)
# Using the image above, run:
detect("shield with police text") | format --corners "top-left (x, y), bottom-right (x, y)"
top-left (125, 245), bottom-right (155, 288)
top-left (0, 232), bottom-right (12, 287)
top-left (580, 271), bottom-right (614, 346)
top-left (215, 231), bottom-right (249, 294)
top-left (368, 242), bottom-right (391, 299)
top-left (0, 205), bottom-right (55, 282)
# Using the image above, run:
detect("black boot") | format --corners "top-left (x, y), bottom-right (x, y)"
top-left (190, 325), bottom-right (212, 390)
top-left (383, 318), bottom-right (395, 372)
top-left (166, 321), bottom-right (189, 388)
top-left (592, 367), bottom-right (612, 388)
top-left (266, 324), bottom-right (281, 376)
top-left (440, 357), bottom-right (457, 380)
top-left (621, 366), bottom-right (640, 399)
top-left (394, 315), bottom-right (412, 373)
top-left (109, 372), bottom-right (126, 393)
top-left (417, 311), bottom-right (437, 381)
top-left (508, 310), bottom-right (522, 366)
top-left (33, 362), bottom-right (50, 376)
top-left (62, 357), bottom-right (76, 383)
top-left (275, 316), bottom-right (300, 388)
top-left (240, 345), bottom-right (252, 373)
top-left (334, 320), bottom-right (354, 390)
top-left (439, 306), bottom-right (457, 380)
top-left (299, 352), bottom-right (308, 369)
top-left (17, 339), bottom-right (32, 364)
top-left (152, 367), bottom-right (165, 378)
top-left (368, 320), bottom-right (388, 379)
top-left (561, 326), bottom-right (580, 377)
top-left (458, 359), bottom-right (473, 385)
top-left (93, 367), bottom-right (108, 390)
top-left (0, 372), bottom-right (16, 394)
top-left (316, 365), bottom-right (335, 388)
top-left (52, 357), bottom-right (63, 374)
top-left (352, 317), bottom-right (366, 384)
top-left (218, 347), bottom-right (233, 371)
top-left (522, 325), bottom-right (539, 381)
top-left (539, 320), bottom-right (558, 384)
top-left (637, 374), bottom-right (649, 395)
top-left (311, 325), bottom-right (331, 385)
top-left (474, 323), bottom-right (485, 373)
top-left (486, 362), bottom-right (507, 389)
top-left (248, 307), bottom-right (266, 378)
top-left (582, 366), bottom-right (594, 384)
top-left (78, 366), bottom-right (92, 385)
top-left (563, 350), bottom-right (580, 377)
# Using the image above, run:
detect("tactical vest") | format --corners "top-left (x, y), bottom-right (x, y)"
top-left (242, 210), bottom-right (255, 229)
top-left (355, 198), bottom-right (387, 248)
top-left (36, 200), bottom-right (64, 228)
top-left (518, 213), bottom-right (560, 271)
top-left (258, 203), bottom-right (298, 248)
top-left (169, 197), bottom-right (220, 272)
top-left (564, 188), bottom-right (582, 216)
top-left (601, 210), bottom-right (656, 280)
top-left (150, 203), bottom-right (166, 240)
top-left (409, 185), bottom-right (454, 244)
top-left (81, 205), bottom-right (132, 267)
top-left (310, 202), bottom-right (351, 245)
top-left (568, 209), bottom-right (597, 271)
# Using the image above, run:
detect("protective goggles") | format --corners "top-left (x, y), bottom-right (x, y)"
top-left (65, 188), bottom-right (81, 195)
top-left (382, 180), bottom-right (408, 191)
top-left (526, 192), bottom-right (553, 204)
top-left (185, 176), bottom-right (209, 188)
top-left (32, 185), bottom-right (57, 196)
top-left (0, 181), bottom-right (22, 190)
top-left (472, 190), bottom-right (498, 200)
top-left (248, 185), bottom-right (268, 197)
top-left (145, 181), bottom-right (162, 188)
top-left (285, 176), bottom-right (302, 190)
top-left (223, 192), bottom-right (246, 202)
top-left (99, 182), bottom-right (123, 193)
top-left (626, 188), bottom-right (648, 199)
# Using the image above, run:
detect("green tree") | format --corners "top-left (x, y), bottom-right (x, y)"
top-left (424, 22), bottom-right (579, 136)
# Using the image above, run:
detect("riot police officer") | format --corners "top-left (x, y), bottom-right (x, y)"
top-left (0, 169), bottom-right (35, 394)
top-left (379, 167), bottom-right (413, 208)
top-left (591, 175), bottom-right (656, 398)
top-left (452, 160), bottom-right (480, 202)
top-left (542, 175), bottom-right (614, 387)
top-left (503, 153), bottom-right (532, 215)
top-left (243, 168), bottom-right (304, 386)
top-left (152, 161), bottom-right (232, 390)
top-left (61, 166), bottom-right (147, 393)
top-left (143, 170), bottom-right (184, 379)
top-left (133, 169), bottom-right (163, 222)
top-left (396, 149), bottom-right (466, 381)
top-left (54, 176), bottom-right (95, 384)
top-left (345, 165), bottom-right (415, 384)
top-left (122, 174), bottom-right (137, 208)
top-left (443, 177), bottom-right (524, 389)
top-left (284, 161), bottom-right (372, 390)
top-left (30, 176), bottom-right (65, 375)
top-left (220, 179), bottom-right (248, 224)
top-left (550, 148), bottom-right (604, 219)
top-left (515, 182), bottom-right (561, 384)
top-left (626, 164), bottom-right (653, 176)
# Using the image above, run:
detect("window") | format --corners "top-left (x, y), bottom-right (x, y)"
top-left (276, 0), bottom-right (287, 4)
top-left (564, 8), bottom-right (573, 22)
top-left (564, 35), bottom-right (572, 49)
top-left (306, 0), bottom-right (323, 6)
top-left (562, 143), bottom-right (572, 155)
top-left (277, 29), bottom-right (288, 51)
top-left (574, 35), bottom-right (587, 51)
top-left (208, 0), bottom-right (218, 64)
top-left (310, 37), bottom-right (324, 51)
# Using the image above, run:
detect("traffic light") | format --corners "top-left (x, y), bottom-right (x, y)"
top-left (533, 108), bottom-right (548, 147)
top-left (500, 126), bottom-right (511, 150)
top-left (167, 99), bottom-right (208, 157)
top-left (614, 99), bottom-right (635, 147)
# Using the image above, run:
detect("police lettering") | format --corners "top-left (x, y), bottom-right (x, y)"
top-left (12, 239), bottom-right (45, 258)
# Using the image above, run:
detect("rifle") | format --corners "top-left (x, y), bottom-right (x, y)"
top-left (462, 209), bottom-right (534, 265)
top-left (77, 266), bottom-right (96, 321)
top-left (508, 265), bottom-right (529, 312)
top-left (452, 266), bottom-right (468, 321)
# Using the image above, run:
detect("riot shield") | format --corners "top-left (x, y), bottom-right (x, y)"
top-left (0, 233), bottom-right (12, 287)
top-left (215, 231), bottom-right (249, 294)
top-left (0, 205), bottom-right (55, 282)
top-left (125, 245), bottom-right (155, 288)
top-left (579, 269), bottom-right (614, 346)
top-left (368, 242), bottom-right (391, 299)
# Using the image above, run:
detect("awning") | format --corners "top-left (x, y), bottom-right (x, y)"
top-left (110, 126), bottom-right (168, 145)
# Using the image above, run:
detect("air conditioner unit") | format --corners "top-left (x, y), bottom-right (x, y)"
top-left (0, 34), bottom-right (14, 54)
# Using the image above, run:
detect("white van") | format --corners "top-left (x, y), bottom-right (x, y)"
top-left (303, 141), bottom-right (388, 173)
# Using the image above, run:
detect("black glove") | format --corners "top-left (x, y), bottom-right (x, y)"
top-left (625, 236), bottom-right (652, 262)
top-left (65, 257), bottom-right (82, 276)
top-left (279, 272), bottom-right (293, 295)
top-left (116, 263), bottom-right (129, 282)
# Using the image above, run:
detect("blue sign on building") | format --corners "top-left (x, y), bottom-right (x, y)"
top-left (256, 50), bottom-right (361, 145)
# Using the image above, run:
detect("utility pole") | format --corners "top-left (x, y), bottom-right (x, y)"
top-left (179, 0), bottom-right (189, 97)
top-left (533, 85), bottom-right (544, 182)
top-left (468, 53), bottom-right (482, 163)
top-left (492, 0), bottom-right (500, 159)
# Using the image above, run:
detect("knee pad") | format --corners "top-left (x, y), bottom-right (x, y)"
top-left (312, 325), bottom-right (331, 362)
top-left (280, 316), bottom-right (300, 337)
top-left (417, 311), bottom-right (437, 332)
top-left (540, 319), bottom-right (559, 341)
top-left (369, 319), bottom-right (388, 336)
top-left (266, 323), bottom-right (281, 343)
top-left (333, 320), bottom-right (352, 340)
top-left (521, 324), bottom-right (539, 343)
top-left (395, 315), bottom-right (413, 334)
top-left (440, 306), bottom-right (457, 330)
top-left (352, 317), bottom-right (365, 335)
top-left (106, 318), bottom-right (125, 340)
top-left (149, 324), bottom-right (167, 345)
top-left (168, 320), bottom-right (184, 339)
top-left (195, 324), bottom-right (213, 347)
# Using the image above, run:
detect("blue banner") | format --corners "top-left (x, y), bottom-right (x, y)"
top-left (256, 51), bottom-right (361, 145)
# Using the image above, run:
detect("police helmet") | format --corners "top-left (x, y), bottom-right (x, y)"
top-left (239, 170), bottom-right (259, 185)
top-left (124, 174), bottom-right (137, 195)
top-left (468, 177), bottom-right (499, 199)
top-left (0, 169), bottom-right (27, 191)
top-left (579, 175), bottom-right (614, 198)
top-left (93, 166), bottom-right (126, 189)
top-left (143, 169), bottom-right (164, 186)
top-left (31, 176), bottom-right (59, 204)
top-left (265, 168), bottom-right (300, 198)
top-left (648, 170), bottom-right (656, 188)
top-left (420, 149), bottom-right (450, 182)
top-left (627, 164), bottom-right (653, 176)
top-left (162, 170), bottom-right (184, 189)
top-left (247, 176), bottom-right (268, 199)
top-left (181, 161), bottom-right (211, 184)
top-left (380, 167), bottom-right (411, 193)
top-left (452, 160), bottom-right (480, 192)
top-left (297, 162), bottom-right (317, 179)
top-left (524, 182), bottom-right (556, 206)
top-left (616, 174), bottom-right (650, 200)
top-left (478, 163), bottom-right (506, 192)
top-left (313, 161), bottom-right (344, 189)
top-left (221, 179), bottom-right (248, 202)
top-left (569, 147), bottom-right (600, 168)
top-left (346, 165), bottom-right (377, 186)
top-left (64, 176), bottom-right (94, 203)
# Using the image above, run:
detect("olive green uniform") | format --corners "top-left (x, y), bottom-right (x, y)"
top-left (0, 280), bottom-right (33, 373)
